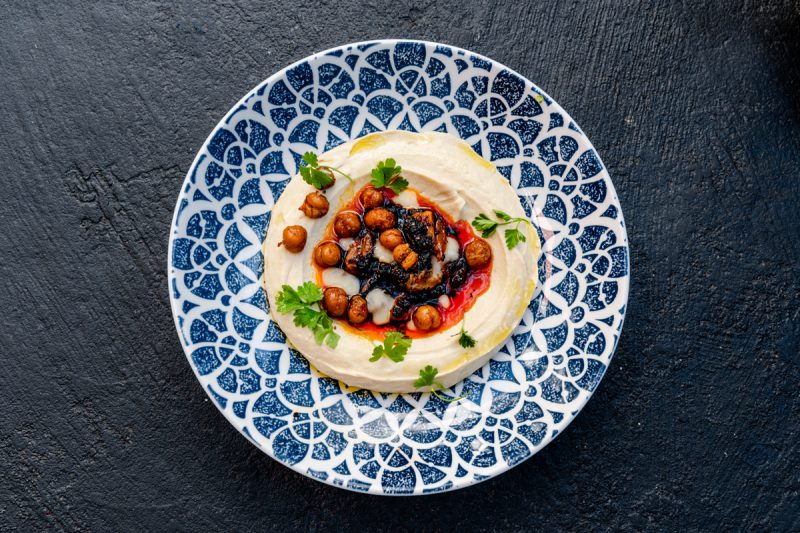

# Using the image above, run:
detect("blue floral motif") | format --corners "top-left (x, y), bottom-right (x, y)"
top-left (168, 40), bottom-right (629, 495)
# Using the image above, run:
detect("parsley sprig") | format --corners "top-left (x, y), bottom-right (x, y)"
top-left (413, 365), bottom-right (466, 403)
top-left (299, 152), bottom-right (354, 189)
top-left (370, 158), bottom-right (408, 194)
top-left (276, 282), bottom-right (340, 348)
top-left (370, 331), bottom-right (412, 363)
top-left (451, 319), bottom-right (476, 348)
top-left (471, 210), bottom-right (530, 250)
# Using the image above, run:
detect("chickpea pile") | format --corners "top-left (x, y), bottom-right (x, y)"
top-left (281, 182), bottom-right (495, 335)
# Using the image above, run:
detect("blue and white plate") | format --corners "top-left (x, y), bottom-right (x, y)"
top-left (168, 40), bottom-right (629, 495)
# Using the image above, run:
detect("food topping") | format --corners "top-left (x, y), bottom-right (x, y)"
top-left (392, 243), bottom-right (419, 270)
top-left (379, 228), bottom-right (404, 250)
top-left (412, 304), bottom-right (442, 331)
top-left (344, 232), bottom-right (374, 274)
top-left (314, 241), bottom-right (341, 267)
top-left (366, 288), bottom-right (395, 325)
top-left (275, 282), bottom-right (340, 348)
top-left (320, 268), bottom-right (360, 296)
top-left (464, 238), bottom-right (492, 269)
top-left (444, 237), bottom-right (460, 262)
top-left (300, 151), bottom-right (354, 189)
top-left (321, 287), bottom-right (349, 317)
top-left (453, 318), bottom-right (477, 348)
top-left (471, 210), bottom-right (530, 250)
top-left (364, 207), bottom-right (396, 231)
top-left (369, 331), bottom-right (412, 363)
top-left (373, 241), bottom-right (395, 263)
top-left (280, 225), bottom-right (307, 253)
top-left (334, 211), bottom-right (361, 238)
top-left (300, 191), bottom-right (329, 218)
top-left (359, 186), bottom-right (384, 209)
top-left (413, 364), bottom-right (466, 402)
top-left (370, 158), bottom-right (408, 194)
top-left (346, 295), bottom-right (369, 325)
top-left (312, 173), bottom-right (493, 338)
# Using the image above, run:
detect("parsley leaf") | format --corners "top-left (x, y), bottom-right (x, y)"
top-left (452, 319), bottom-right (477, 348)
top-left (276, 285), bottom-right (306, 313)
top-left (299, 165), bottom-right (334, 189)
top-left (299, 151), bottom-right (353, 189)
top-left (413, 365), bottom-right (443, 388)
top-left (504, 228), bottom-right (527, 250)
top-left (370, 158), bottom-right (408, 194)
top-left (296, 281), bottom-right (323, 305)
top-left (471, 212), bottom-right (531, 250)
top-left (302, 152), bottom-right (318, 167)
top-left (370, 331), bottom-right (412, 363)
top-left (276, 282), bottom-right (322, 313)
top-left (471, 213), bottom-right (499, 237)
top-left (493, 209), bottom-right (512, 221)
top-left (275, 282), bottom-right (339, 348)
top-left (413, 365), bottom-right (466, 403)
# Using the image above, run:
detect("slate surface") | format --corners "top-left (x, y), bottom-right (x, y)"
top-left (1, 1), bottom-right (798, 530)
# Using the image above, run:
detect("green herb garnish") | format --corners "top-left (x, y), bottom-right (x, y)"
top-left (370, 158), bottom-right (408, 194)
top-left (451, 319), bottom-right (476, 348)
top-left (413, 365), bottom-right (466, 403)
top-left (299, 152), bottom-right (354, 189)
top-left (369, 331), bottom-right (412, 363)
top-left (471, 210), bottom-right (530, 250)
top-left (276, 282), bottom-right (340, 348)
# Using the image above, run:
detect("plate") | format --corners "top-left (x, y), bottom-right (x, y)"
top-left (168, 40), bottom-right (629, 495)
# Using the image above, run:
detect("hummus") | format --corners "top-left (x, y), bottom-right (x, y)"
top-left (263, 131), bottom-right (539, 392)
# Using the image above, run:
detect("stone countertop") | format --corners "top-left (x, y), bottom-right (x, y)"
top-left (0, 1), bottom-right (797, 530)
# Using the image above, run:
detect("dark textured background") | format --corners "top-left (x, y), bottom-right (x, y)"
top-left (1, 0), bottom-right (798, 531)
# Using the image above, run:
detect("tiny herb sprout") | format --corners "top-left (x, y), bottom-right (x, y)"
top-left (300, 152), bottom-right (354, 189)
top-left (276, 282), bottom-right (340, 348)
top-left (451, 318), bottom-right (476, 348)
top-left (370, 158), bottom-right (409, 194)
top-left (471, 210), bottom-right (530, 250)
top-left (369, 331), bottom-right (412, 363)
top-left (413, 365), bottom-right (467, 403)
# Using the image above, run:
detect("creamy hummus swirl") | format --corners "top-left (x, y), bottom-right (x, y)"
top-left (263, 131), bottom-right (539, 392)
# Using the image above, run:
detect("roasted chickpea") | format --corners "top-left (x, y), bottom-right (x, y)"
top-left (347, 295), bottom-right (369, 325)
top-left (334, 212), bottom-right (361, 238)
top-left (379, 229), bottom-right (404, 250)
top-left (314, 241), bottom-right (341, 267)
top-left (364, 208), bottom-right (396, 231)
top-left (412, 305), bottom-right (442, 331)
top-left (464, 238), bottom-right (492, 269)
top-left (321, 287), bottom-right (348, 317)
top-left (299, 191), bottom-right (329, 218)
top-left (281, 225), bottom-right (307, 253)
top-left (360, 186), bottom-right (384, 209)
top-left (392, 243), bottom-right (418, 270)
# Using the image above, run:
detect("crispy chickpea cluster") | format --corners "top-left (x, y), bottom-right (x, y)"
top-left (300, 191), bottom-right (329, 218)
top-left (347, 295), bottom-right (369, 325)
top-left (379, 229), bottom-right (404, 250)
top-left (364, 208), bottom-right (396, 231)
top-left (282, 183), bottom-right (496, 336)
top-left (321, 287), bottom-right (348, 317)
top-left (413, 305), bottom-right (442, 331)
top-left (281, 225), bottom-right (307, 253)
top-left (464, 238), bottom-right (492, 269)
top-left (334, 212), bottom-right (361, 238)
top-left (314, 242), bottom-right (341, 267)
top-left (360, 186), bottom-right (384, 209)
